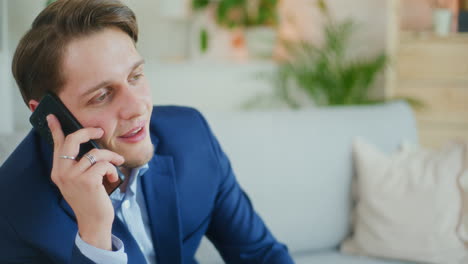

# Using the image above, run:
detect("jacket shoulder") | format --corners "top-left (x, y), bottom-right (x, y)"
top-left (149, 105), bottom-right (207, 135)
top-left (0, 130), bottom-right (43, 176)
top-left (151, 105), bottom-right (202, 120)
top-left (0, 130), bottom-right (54, 203)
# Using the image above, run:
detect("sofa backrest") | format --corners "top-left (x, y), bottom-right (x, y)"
top-left (198, 101), bottom-right (418, 261)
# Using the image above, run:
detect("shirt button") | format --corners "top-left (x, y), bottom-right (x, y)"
top-left (122, 200), bottom-right (131, 209)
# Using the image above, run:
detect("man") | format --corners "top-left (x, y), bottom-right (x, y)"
top-left (0, 0), bottom-right (293, 263)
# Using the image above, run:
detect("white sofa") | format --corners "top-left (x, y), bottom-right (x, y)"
top-left (196, 101), bottom-right (418, 263)
top-left (0, 101), bottom-right (418, 263)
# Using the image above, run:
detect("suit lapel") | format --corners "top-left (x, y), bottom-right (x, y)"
top-left (141, 153), bottom-right (183, 264)
top-left (112, 218), bottom-right (147, 263)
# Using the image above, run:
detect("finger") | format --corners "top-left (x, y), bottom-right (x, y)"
top-left (46, 114), bottom-right (65, 151)
top-left (85, 161), bottom-right (119, 184)
top-left (76, 149), bottom-right (125, 173)
top-left (61, 127), bottom-right (104, 157)
top-left (47, 115), bottom-right (77, 171)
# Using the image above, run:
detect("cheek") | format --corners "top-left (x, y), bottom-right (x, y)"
top-left (79, 114), bottom-right (117, 139)
top-left (140, 79), bottom-right (152, 101)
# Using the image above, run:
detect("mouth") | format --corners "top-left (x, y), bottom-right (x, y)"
top-left (118, 122), bottom-right (147, 143)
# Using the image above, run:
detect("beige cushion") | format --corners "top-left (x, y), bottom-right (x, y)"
top-left (341, 139), bottom-right (468, 264)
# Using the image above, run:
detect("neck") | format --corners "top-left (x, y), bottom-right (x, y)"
top-left (118, 166), bottom-right (132, 193)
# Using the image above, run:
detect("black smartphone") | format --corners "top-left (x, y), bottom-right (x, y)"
top-left (29, 91), bottom-right (125, 195)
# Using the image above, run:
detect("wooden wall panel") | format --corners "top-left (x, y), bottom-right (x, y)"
top-left (391, 32), bottom-right (468, 148)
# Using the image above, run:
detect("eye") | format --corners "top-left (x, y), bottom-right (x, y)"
top-left (91, 91), bottom-right (111, 104)
top-left (130, 73), bottom-right (144, 82)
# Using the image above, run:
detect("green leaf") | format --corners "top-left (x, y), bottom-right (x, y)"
top-left (192, 0), bottom-right (210, 10)
top-left (199, 28), bottom-right (209, 53)
top-left (317, 0), bottom-right (329, 16)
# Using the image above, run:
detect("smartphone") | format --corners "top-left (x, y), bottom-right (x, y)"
top-left (29, 91), bottom-right (125, 195)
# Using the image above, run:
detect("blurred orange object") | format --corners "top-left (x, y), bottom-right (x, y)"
top-left (231, 31), bottom-right (245, 49)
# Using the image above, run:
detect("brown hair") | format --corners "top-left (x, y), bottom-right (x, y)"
top-left (12, 0), bottom-right (138, 107)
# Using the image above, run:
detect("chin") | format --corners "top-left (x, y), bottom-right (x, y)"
top-left (122, 143), bottom-right (154, 168)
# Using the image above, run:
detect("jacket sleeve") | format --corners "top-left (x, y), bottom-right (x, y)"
top-left (0, 214), bottom-right (120, 264)
top-left (71, 243), bottom-right (97, 264)
top-left (195, 111), bottom-right (294, 264)
top-left (0, 214), bottom-right (45, 264)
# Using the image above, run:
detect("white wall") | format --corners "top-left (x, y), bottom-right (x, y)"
top-left (329, 0), bottom-right (389, 58)
top-left (0, 0), bottom-right (13, 133)
top-left (7, 0), bottom-right (44, 131)
top-left (145, 61), bottom-right (276, 111)
top-left (126, 0), bottom-right (190, 62)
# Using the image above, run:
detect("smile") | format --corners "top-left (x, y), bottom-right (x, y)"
top-left (119, 124), bottom-right (146, 143)
top-left (128, 127), bottom-right (142, 136)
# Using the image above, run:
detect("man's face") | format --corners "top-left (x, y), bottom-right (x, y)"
top-left (58, 27), bottom-right (153, 168)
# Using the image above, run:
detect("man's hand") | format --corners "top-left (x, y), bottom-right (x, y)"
top-left (47, 114), bottom-right (124, 251)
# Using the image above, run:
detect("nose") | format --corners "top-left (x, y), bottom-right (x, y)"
top-left (118, 86), bottom-right (146, 120)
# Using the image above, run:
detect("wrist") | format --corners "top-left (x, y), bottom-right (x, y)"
top-left (78, 222), bottom-right (113, 251)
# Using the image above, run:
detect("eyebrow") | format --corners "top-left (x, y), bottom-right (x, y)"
top-left (81, 58), bottom-right (146, 98)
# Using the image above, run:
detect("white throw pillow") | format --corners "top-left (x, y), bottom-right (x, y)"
top-left (341, 139), bottom-right (468, 264)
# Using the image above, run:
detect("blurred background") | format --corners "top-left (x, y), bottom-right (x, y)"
top-left (0, 0), bottom-right (467, 148)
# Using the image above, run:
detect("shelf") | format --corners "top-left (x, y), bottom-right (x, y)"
top-left (400, 31), bottom-right (468, 43)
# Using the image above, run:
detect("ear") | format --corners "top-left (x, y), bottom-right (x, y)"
top-left (28, 99), bottom-right (39, 112)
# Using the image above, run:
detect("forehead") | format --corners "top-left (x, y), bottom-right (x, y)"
top-left (60, 28), bottom-right (140, 95)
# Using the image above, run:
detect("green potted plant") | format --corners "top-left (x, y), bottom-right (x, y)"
top-left (244, 22), bottom-right (386, 108)
top-left (243, 0), bottom-right (421, 109)
top-left (191, 0), bottom-right (279, 58)
top-left (243, 0), bottom-right (279, 58)
top-left (192, 0), bottom-right (278, 29)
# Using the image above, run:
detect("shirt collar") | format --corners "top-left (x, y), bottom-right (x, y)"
top-left (128, 163), bottom-right (149, 195)
top-left (110, 163), bottom-right (149, 202)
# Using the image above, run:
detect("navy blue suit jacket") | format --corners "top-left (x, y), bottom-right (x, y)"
top-left (0, 106), bottom-right (293, 264)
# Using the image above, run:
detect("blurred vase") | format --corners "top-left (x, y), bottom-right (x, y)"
top-left (189, 9), bottom-right (247, 61)
top-left (244, 26), bottom-right (277, 59)
top-left (433, 8), bottom-right (452, 36)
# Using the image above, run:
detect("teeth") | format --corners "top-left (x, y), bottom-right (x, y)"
top-left (126, 127), bottom-right (142, 137)
top-left (130, 127), bottom-right (142, 135)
